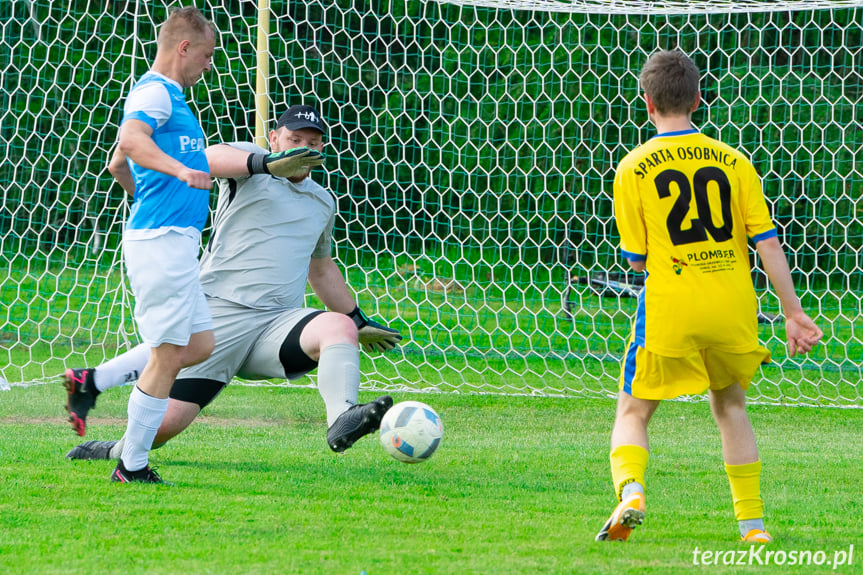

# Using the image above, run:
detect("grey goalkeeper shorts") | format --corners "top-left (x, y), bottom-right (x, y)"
top-left (177, 296), bottom-right (321, 384)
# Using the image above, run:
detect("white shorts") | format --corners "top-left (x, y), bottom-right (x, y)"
top-left (123, 231), bottom-right (212, 347)
top-left (178, 296), bottom-right (320, 383)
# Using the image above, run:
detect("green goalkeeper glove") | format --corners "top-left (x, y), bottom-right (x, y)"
top-left (247, 147), bottom-right (324, 178)
top-left (347, 306), bottom-right (403, 353)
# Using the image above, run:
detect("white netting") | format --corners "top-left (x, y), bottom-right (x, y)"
top-left (1, 1), bottom-right (860, 406)
top-left (435, 0), bottom-right (863, 15)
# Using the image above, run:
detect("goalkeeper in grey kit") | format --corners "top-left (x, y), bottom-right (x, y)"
top-left (63, 104), bottom-right (402, 459)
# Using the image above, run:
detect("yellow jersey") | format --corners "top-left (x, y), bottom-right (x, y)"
top-left (613, 129), bottom-right (776, 357)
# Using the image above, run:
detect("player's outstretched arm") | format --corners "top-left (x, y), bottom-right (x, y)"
top-left (205, 143), bottom-right (253, 178)
top-left (206, 144), bottom-right (324, 179)
top-left (247, 147), bottom-right (324, 179)
top-left (755, 236), bottom-right (823, 356)
top-left (308, 257), bottom-right (403, 352)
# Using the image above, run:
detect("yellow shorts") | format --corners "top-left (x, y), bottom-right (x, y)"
top-left (619, 340), bottom-right (771, 400)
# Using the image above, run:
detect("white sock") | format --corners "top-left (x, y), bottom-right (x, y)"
top-left (120, 385), bottom-right (168, 471)
top-left (109, 434), bottom-right (165, 460)
top-left (94, 343), bottom-right (151, 393)
top-left (316, 343), bottom-right (360, 426)
top-left (739, 518), bottom-right (765, 538)
top-left (621, 481), bottom-right (645, 500)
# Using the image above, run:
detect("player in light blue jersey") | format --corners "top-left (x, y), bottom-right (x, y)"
top-left (63, 105), bottom-right (402, 465)
top-left (96, 7), bottom-right (217, 484)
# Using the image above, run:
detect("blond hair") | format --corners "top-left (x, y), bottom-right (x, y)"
top-left (157, 6), bottom-right (215, 48)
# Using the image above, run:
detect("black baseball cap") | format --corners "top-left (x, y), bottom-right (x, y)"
top-left (275, 105), bottom-right (326, 134)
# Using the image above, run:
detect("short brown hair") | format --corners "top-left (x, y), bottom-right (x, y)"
top-left (639, 50), bottom-right (700, 115)
top-left (158, 6), bottom-right (215, 47)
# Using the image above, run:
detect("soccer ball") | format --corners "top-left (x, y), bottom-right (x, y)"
top-left (379, 401), bottom-right (443, 463)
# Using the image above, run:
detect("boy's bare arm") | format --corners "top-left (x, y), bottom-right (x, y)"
top-left (627, 259), bottom-right (646, 273)
top-left (755, 236), bottom-right (823, 356)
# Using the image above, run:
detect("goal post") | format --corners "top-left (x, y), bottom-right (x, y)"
top-left (1, 0), bottom-right (860, 407)
top-left (255, 0), bottom-right (271, 148)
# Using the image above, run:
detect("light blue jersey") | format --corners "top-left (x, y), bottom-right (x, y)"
top-left (123, 71), bottom-right (209, 237)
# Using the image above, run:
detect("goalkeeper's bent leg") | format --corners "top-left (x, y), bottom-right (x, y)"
top-left (316, 343), bottom-right (361, 426)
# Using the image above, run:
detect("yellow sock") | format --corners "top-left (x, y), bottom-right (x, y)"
top-left (725, 460), bottom-right (764, 520)
top-left (610, 445), bottom-right (649, 501)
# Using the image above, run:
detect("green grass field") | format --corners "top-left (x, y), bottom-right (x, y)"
top-left (1, 383), bottom-right (860, 574)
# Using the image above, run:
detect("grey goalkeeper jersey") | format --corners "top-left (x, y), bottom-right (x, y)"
top-left (198, 141), bottom-right (336, 310)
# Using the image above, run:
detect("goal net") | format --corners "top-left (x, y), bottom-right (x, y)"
top-left (2, 0), bottom-right (860, 406)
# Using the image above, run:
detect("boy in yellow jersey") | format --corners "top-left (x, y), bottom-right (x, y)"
top-left (595, 50), bottom-right (823, 543)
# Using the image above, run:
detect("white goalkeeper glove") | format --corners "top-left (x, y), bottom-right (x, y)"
top-left (347, 307), bottom-right (402, 353)
top-left (247, 147), bottom-right (324, 178)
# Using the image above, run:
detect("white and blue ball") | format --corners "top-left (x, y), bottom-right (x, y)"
top-left (379, 401), bottom-right (443, 463)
